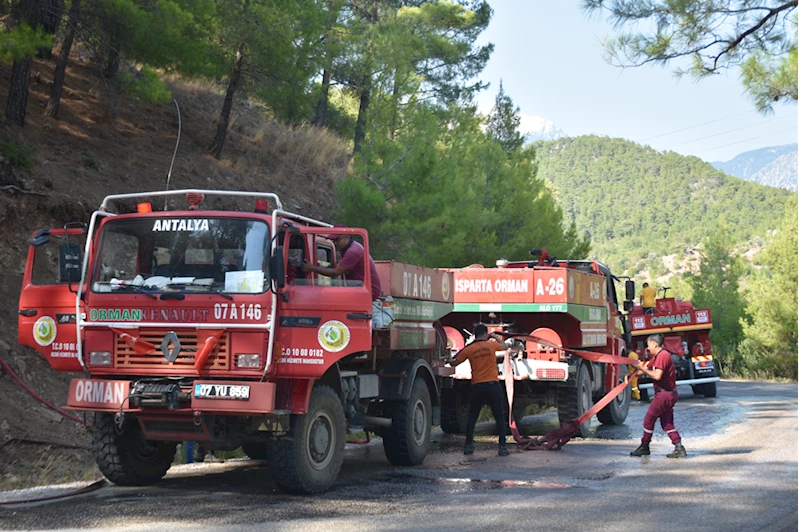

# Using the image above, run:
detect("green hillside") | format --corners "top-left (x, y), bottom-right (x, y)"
top-left (534, 135), bottom-right (795, 275)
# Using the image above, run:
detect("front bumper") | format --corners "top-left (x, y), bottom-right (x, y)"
top-left (66, 378), bottom-right (276, 415)
top-left (638, 376), bottom-right (720, 390)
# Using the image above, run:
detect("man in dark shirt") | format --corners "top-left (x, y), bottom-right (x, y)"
top-left (451, 325), bottom-right (511, 457)
top-left (630, 333), bottom-right (687, 458)
top-left (301, 224), bottom-right (382, 300)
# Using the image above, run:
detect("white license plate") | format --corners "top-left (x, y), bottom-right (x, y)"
top-left (194, 384), bottom-right (250, 400)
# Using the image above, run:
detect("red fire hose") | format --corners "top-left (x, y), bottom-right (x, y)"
top-left (500, 332), bottom-right (641, 451)
top-left (0, 355), bottom-right (105, 505)
top-left (0, 354), bottom-right (87, 426)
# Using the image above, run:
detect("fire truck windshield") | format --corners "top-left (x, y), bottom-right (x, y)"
top-left (91, 217), bottom-right (270, 294)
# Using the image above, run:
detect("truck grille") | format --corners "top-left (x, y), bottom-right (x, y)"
top-left (115, 331), bottom-right (230, 370)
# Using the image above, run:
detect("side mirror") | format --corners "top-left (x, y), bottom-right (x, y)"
top-left (623, 300), bottom-right (634, 312)
top-left (270, 245), bottom-right (285, 289)
top-left (59, 243), bottom-right (82, 282)
top-left (29, 229), bottom-right (50, 247)
top-left (625, 279), bottom-right (635, 301)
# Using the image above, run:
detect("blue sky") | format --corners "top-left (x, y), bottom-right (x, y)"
top-left (473, 1), bottom-right (798, 163)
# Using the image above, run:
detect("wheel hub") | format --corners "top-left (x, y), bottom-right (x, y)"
top-left (308, 415), bottom-right (332, 468)
top-left (412, 400), bottom-right (426, 445)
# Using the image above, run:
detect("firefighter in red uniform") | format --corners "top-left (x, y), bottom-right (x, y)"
top-left (630, 333), bottom-right (687, 458)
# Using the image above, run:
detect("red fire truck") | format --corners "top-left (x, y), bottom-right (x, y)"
top-left (628, 296), bottom-right (719, 399)
top-left (438, 252), bottom-right (634, 438)
top-left (17, 190), bottom-right (453, 494)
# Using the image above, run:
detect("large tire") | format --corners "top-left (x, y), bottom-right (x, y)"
top-left (440, 382), bottom-right (468, 434)
top-left (701, 382), bottom-right (717, 398)
top-left (557, 363), bottom-right (593, 438)
top-left (270, 385), bottom-right (346, 494)
top-left (597, 364), bottom-right (631, 425)
top-left (92, 413), bottom-right (177, 486)
top-left (383, 379), bottom-right (432, 466)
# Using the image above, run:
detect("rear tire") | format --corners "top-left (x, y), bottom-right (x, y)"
top-left (271, 385), bottom-right (346, 494)
top-left (701, 382), bottom-right (717, 398)
top-left (92, 413), bottom-right (176, 486)
top-left (383, 379), bottom-right (432, 466)
top-left (557, 364), bottom-right (593, 438)
top-left (597, 364), bottom-right (631, 425)
top-left (640, 388), bottom-right (651, 402)
top-left (440, 382), bottom-right (469, 434)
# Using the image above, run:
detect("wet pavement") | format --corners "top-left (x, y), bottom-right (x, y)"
top-left (0, 380), bottom-right (796, 531)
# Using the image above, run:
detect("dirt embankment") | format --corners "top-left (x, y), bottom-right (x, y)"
top-left (0, 56), bottom-right (351, 489)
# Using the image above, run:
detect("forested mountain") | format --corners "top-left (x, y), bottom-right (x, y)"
top-left (711, 143), bottom-right (797, 181)
top-left (749, 151), bottom-right (798, 191)
top-left (534, 136), bottom-right (795, 275)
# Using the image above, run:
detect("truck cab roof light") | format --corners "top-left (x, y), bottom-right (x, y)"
top-left (254, 200), bottom-right (269, 213)
top-left (186, 192), bottom-right (205, 210)
top-left (137, 203), bottom-right (153, 213)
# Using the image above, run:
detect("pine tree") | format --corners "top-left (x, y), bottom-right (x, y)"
top-left (3, 1), bottom-right (54, 125)
top-left (741, 197), bottom-right (798, 377)
top-left (486, 81), bottom-right (524, 153)
top-left (45, 0), bottom-right (81, 118)
top-left (686, 224), bottom-right (748, 352)
top-left (583, 1), bottom-right (798, 113)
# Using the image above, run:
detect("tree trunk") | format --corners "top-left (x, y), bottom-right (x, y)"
top-left (353, 73), bottom-right (371, 154)
top-left (313, 63), bottom-right (332, 127)
top-left (37, 0), bottom-right (63, 59)
top-left (5, 58), bottom-right (32, 126)
top-left (209, 44), bottom-right (245, 160)
top-left (388, 67), bottom-right (402, 140)
top-left (6, 0), bottom-right (48, 125)
top-left (45, 0), bottom-right (80, 118)
top-left (352, 0), bottom-right (376, 154)
top-left (103, 50), bottom-right (120, 80)
top-left (312, 0), bottom-right (340, 127)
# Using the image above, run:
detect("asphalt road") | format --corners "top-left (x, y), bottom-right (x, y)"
top-left (1, 380), bottom-right (796, 531)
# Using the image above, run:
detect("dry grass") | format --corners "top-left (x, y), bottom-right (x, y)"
top-left (0, 443), bottom-right (100, 491)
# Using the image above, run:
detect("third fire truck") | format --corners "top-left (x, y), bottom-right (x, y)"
top-left (628, 295), bottom-right (719, 399)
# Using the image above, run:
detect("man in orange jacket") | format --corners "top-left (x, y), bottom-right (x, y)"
top-left (451, 324), bottom-right (511, 457)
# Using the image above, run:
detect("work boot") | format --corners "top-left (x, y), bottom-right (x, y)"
top-left (463, 442), bottom-right (474, 455)
top-left (629, 443), bottom-right (650, 457)
top-left (667, 443), bottom-right (687, 458)
top-left (498, 445), bottom-right (509, 457)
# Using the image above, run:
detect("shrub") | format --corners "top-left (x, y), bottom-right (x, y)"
top-left (84, 154), bottom-right (100, 170)
top-left (120, 66), bottom-right (172, 104)
top-left (0, 140), bottom-right (35, 173)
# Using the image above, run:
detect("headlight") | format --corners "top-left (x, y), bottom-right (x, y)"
top-left (89, 351), bottom-right (112, 366)
top-left (235, 354), bottom-right (261, 368)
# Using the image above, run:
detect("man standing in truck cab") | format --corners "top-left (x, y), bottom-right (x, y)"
top-left (630, 333), bottom-right (687, 458)
top-left (302, 224), bottom-right (382, 300)
top-left (640, 282), bottom-right (657, 314)
top-left (450, 325), bottom-right (511, 457)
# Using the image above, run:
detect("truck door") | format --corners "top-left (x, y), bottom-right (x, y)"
top-left (275, 229), bottom-right (373, 374)
top-left (18, 227), bottom-right (86, 372)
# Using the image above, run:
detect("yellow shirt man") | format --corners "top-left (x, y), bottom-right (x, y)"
top-left (640, 283), bottom-right (656, 313)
